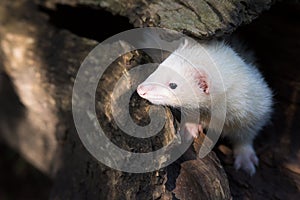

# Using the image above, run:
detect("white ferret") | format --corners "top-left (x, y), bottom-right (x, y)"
top-left (137, 39), bottom-right (273, 175)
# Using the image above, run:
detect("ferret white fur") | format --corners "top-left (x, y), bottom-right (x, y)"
top-left (137, 39), bottom-right (273, 175)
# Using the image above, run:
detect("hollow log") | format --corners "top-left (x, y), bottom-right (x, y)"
top-left (0, 0), bottom-right (233, 199)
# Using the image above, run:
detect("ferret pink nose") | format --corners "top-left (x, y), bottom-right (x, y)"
top-left (137, 84), bottom-right (147, 96)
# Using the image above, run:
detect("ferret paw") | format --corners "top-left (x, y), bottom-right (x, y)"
top-left (179, 123), bottom-right (201, 141)
top-left (234, 145), bottom-right (259, 176)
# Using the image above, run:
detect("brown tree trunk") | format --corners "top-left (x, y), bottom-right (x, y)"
top-left (0, 0), bottom-right (232, 199)
top-left (40, 0), bottom-right (275, 39)
top-left (2, 0), bottom-right (293, 199)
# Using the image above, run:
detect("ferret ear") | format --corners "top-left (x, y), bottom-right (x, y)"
top-left (194, 69), bottom-right (209, 94)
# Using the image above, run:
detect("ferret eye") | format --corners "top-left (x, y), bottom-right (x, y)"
top-left (169, 83), bottom-right (177, 89)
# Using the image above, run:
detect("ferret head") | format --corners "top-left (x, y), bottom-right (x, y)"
top-left (137, 49), bottom-right (210, 108)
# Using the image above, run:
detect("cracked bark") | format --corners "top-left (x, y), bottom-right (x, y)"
top-left (40, 0), bottom-right (275, 39)
top-left (0, 0), bottom-right (232, 199)
top-left (2, 0), bottom-right (294, 199)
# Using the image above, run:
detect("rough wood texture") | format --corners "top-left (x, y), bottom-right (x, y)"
top-left (172, 134), bottom-right (231, 200)
top-left (0, 0), bottom-right (231, 199)
top-left (40, 0), bottom-right (275, 39)
top-left (2, 0), bottom-right (299, 199)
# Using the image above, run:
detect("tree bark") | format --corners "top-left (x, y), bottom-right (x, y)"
top-left (40, 0), bottom-right (275, 39)
top-left (0, 0), bottom-right (234, 199)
